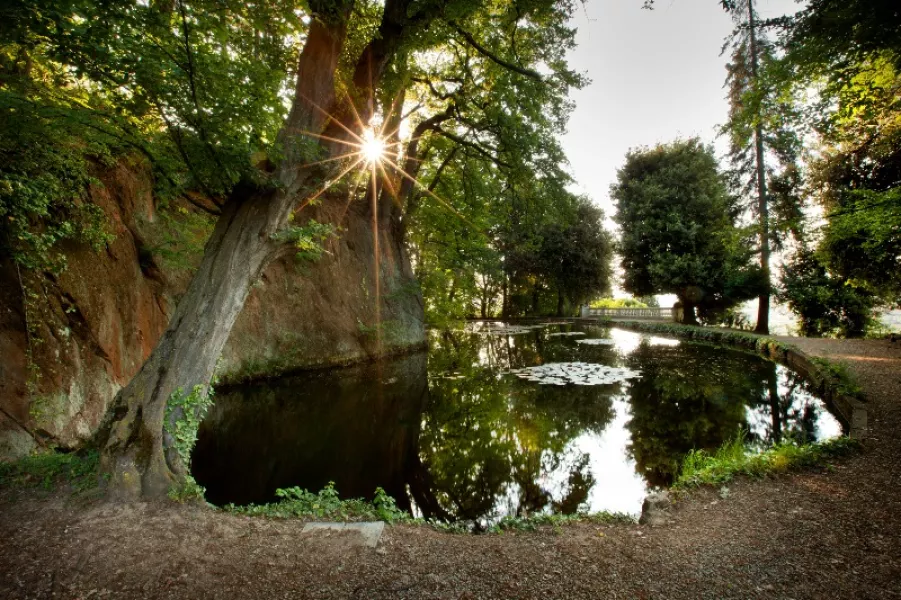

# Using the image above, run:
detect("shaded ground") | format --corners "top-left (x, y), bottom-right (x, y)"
top-left (1, 337), bottom-right (900, 599)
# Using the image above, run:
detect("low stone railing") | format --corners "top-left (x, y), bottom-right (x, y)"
top-left (580, 306), bottom-right (674, 321)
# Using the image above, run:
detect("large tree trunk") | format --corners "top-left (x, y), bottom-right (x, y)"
top-left (747, 0), bottom-right (771, 335)
top-left (681, 299), bottom-right (699, 326)
top-left (99, 191), bottom-right (294, 498)
top-left (556, 288), bottom-right (565, 317)
top-left (99, 13), bottom-right (353, 499)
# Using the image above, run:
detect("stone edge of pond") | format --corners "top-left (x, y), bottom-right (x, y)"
top-left (492, 318), bottom-right (868, 439)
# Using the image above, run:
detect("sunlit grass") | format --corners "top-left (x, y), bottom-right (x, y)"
top-left (675, 433), bottom-right (860, 489)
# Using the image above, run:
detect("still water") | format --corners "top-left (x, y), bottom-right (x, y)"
top-left (192, 323), bottom-right (843, 523)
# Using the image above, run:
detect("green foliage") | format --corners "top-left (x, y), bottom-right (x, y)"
top-left (0, 53), bottom-right (116, 272)
top-left (590, 297), bottom-right (649, 309)
top-left (611, 138), bottom-right (763, 323)
top-left (819, 188), bottom-right (901, 305)
top-left (225, 482), bottom-right (413, 523)
top-left (535, 198), bottom-right (614, 315)
top-left (271, 220), bottom-right (336, 262)
top-left (778, 248), bottom-right (878, 338)
top-left (403, 0), bottom-right (592, 322)
top-left (144, 205), bottom-right (214, 272)
top-left (675, 434), bottom-right (859, 489)
top-left (768, 4), bottom-right (901, 311)
top-left (0, 449), bottom-right (100, 491)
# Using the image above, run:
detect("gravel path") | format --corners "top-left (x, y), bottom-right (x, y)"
top-left (2, 338), bottom-right (899, 599)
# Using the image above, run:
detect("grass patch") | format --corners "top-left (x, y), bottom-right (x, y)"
top-left (674, 434), bottom-right (860, 489)
top-left (810, 357), bottom-right (864, 400)
top-left (0, 450), bottom-right (101, 492)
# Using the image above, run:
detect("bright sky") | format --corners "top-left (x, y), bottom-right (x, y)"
top-left (562, 0), bottom-right (802, 221)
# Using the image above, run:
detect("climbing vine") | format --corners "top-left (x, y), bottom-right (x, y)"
top-left (163, 382), bottom-right (216, 501)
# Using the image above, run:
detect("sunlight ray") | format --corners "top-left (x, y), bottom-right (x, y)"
top-left (376, 161), bottom-right (403, 210)
top-left (296, 92), bottom-right (366, 144)
top-left (296, 129), bottom-right (364, 149)
top-left (295, 156), bottom-right (367, 214)
top-left (300, 150), bottom-right (364, 169)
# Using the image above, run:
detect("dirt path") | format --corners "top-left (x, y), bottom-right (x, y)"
top-left (2, 338), bottom-right (900, 599)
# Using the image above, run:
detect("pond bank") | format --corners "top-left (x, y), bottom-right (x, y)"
top-left (1, 335), bottom-right (899, 599)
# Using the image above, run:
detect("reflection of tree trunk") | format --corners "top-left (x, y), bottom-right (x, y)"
top-left (767, 368), bottom-right (782, 443)
top-left (403, 381), bottom-right (454, 522)
top-left (407, 454), bottom-right (454, 522)
top-left (681, 299), bottom-right (698, 325)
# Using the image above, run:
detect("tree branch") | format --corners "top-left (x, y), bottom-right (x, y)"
top-left (434, 127), bottom-right (512, 169)
top-left (450, 22), bottom-right (543, 81)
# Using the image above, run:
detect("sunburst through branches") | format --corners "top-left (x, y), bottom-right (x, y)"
top-left (292, 92), bottom-right (477, 354)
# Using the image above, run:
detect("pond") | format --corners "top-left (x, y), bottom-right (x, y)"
top-left (192, 323), bottom-right (843, 524)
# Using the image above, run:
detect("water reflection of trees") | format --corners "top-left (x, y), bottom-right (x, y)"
top-left (422, 330), bottom-right (615, 522)
top-left (624, 343), bottom-right (765, 487)
top-left (746, 366), bottom-right (825, 446)
top-left (625, 343), bottom-right (835, 488)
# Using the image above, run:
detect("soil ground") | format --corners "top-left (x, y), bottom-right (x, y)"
top-left (1, 337), bottom-right (900, 599)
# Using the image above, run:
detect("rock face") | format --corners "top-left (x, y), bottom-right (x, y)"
top-left (0, 162), bottom-right (425, 460)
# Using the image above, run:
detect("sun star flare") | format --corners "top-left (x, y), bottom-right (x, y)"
top-left (362, 128), bottom-right (386, 164)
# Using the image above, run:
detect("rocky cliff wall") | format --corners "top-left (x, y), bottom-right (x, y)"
top-left (0, 163), bottom-right (425, 460)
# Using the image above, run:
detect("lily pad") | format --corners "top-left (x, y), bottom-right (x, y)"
top-left (575, 338), bottom-right (616, 346)
top-left (508, 361), bottom-right (641, 386)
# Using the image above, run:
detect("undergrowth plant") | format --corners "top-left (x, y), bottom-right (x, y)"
top-left (225, 482), bottom-right (413, 523)
top-left (487, 511), bottom-right (636, 533)
top-left (225, 481), bottom-right (637, 535)
top-left (164, 382), bottom-right (216, 502)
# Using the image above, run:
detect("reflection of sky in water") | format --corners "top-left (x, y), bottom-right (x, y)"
top-left (547, 397), bottom-right (648, 516)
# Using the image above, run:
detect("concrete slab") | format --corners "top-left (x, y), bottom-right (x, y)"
top-left (301, 521), bottom-right (385, 548)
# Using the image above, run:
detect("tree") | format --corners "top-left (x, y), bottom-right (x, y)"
top-left (721, 0), bottom-right (808, 334)
top-left (777, 248), bottom-right (877, 337)
top-left (3, 0), bottom-right (585, 498)
top-left (611, 139), bottom-right (762, 325)
top-left (773, 0), bottom-right (901, 312)
top-left (536, 198), bottom-right (613, 316)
